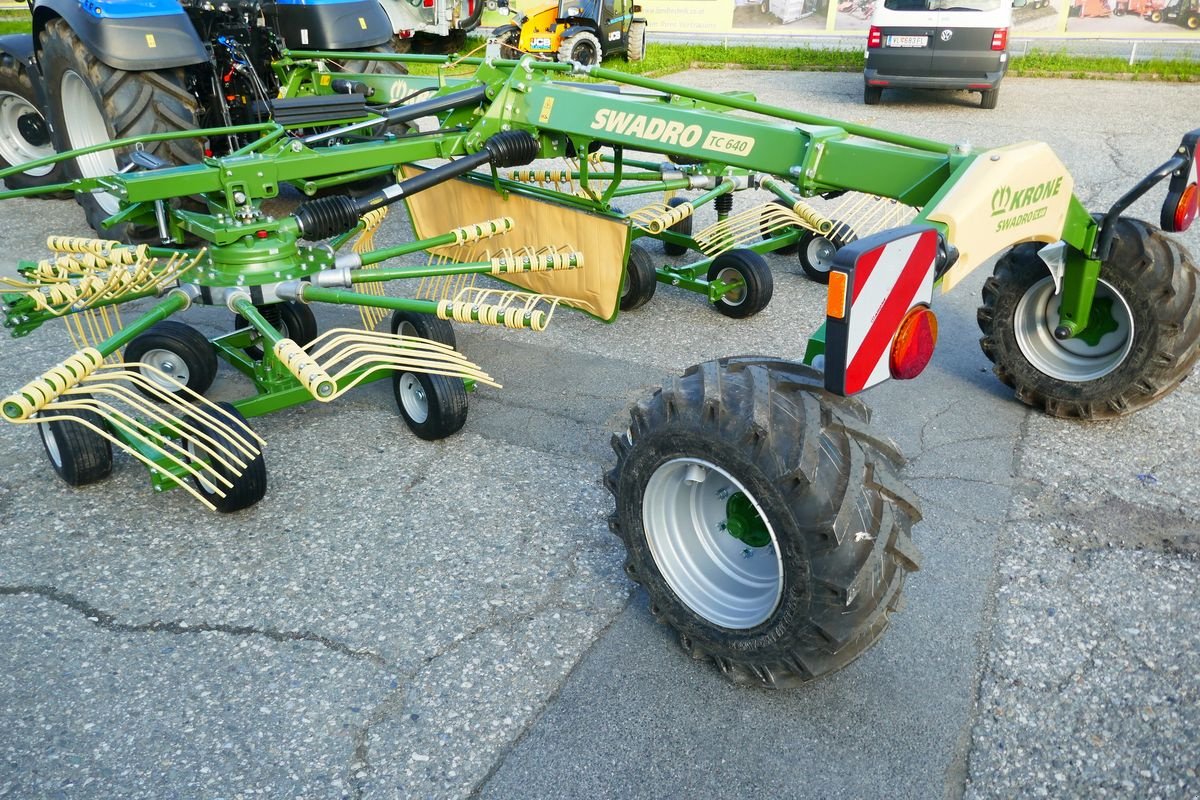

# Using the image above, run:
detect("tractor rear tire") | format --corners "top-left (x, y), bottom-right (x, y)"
top-left (40, 18), bottom-right (202, 241)
top-left (0, 53), bottom-right (67, 194)
top-left (627, 20), bottom-right (647, 62)
top-left (330, 40), bottom-right (411, 75)
top-left (185, 402), bottom-right (267, 513)
top-left (124, 321), bottom-right (219, 398)
top-left (662, 196), bottom-right (693, 256)
top-left (560, 32), bottom-right (603, 66)
top-left (37, 396), bottom-right (113, 487)
top-left (606, 357), bottom-right (922, 688)
top-left (980, 87), bottom-right (999, 109)
top-left (620, 242), bottom-right (658, 311)
top-left (977, 218), bottom-right (1200, 419)
top-left (708, 249), bottom-right (774, 318)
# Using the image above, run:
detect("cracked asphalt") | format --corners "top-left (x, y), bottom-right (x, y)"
top-left (1, 72), bottom-right (1198, 799)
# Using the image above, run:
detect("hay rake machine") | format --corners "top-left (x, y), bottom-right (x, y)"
top-left (2, 50), bottom-right (1197, 688)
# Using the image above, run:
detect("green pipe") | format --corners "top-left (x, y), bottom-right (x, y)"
top-left (357, 229), bottom-right (481, 267)
top-left (96, 290), bottom-right (193, 356)
top-left (297, 285), bottom-right (445, 315)
top-left (581, 65), bottom-right (953, 155)
top-left (609, 178), bottom-right (693, 198)
top-left (228, 297), bottom-right (286, 351)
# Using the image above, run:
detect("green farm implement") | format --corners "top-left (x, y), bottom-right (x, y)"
top-left (2, 50), bottom-right (1197, 688)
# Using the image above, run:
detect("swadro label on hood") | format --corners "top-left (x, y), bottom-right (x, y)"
top-left (590, 110), bottom-right (756, 156)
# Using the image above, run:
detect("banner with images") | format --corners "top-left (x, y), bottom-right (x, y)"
top-left (484, 0), bottom-right (1200, 38)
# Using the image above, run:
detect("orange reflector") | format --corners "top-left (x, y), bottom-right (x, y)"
top-left (889, 305), bottom-right (938, 380)
top-left (827, 271), bottom-right (848, 320)
top-left (1174, 183), bottom-right (1198, 232)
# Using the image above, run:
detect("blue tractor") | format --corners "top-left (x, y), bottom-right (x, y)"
top-left (0, 0), bottom-right (400, 236)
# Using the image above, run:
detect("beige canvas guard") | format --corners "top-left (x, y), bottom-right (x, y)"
top-left (926, 142), bottom-right (1075, 293)
top-left (400, 165), bottom-right (630, 321)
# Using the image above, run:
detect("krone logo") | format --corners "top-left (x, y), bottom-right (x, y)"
top-left (991, 186), bottom-right (1012, 216)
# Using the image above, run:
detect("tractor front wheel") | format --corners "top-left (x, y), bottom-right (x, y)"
top-left (37, 397), bottom-right (113, 486)
top-left (0, 53), bottom-right (66, 193)
top-left (797, 219), bottom-right (856, 284)
top-left (626, 20), bottom-right (647, 62)
top-left (185, 402), bottom-right (267, 513)
top-left (607, 357), bottom-right (922, 688)
top-left (977, 218), bottom-right (1200, 419)
top-left (39, 18), bottom-right (202, 240)
top-left (559, 32), bottom-right (603, 66)
top-left (620, 243), bottom-right (658, 311)
top-left (708, 249), bottom-right (773, 318)
top-left (124, 321), bottom-right (218, 397)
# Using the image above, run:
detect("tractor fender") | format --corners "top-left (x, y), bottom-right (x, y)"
top-left (271, 0), bottom-right (394, 50)
top-left (558, 25), bottom-right (599, 41)
top-left (0, 33), bottom-right (51, 111)
top-left (31, 0), bottom-right (208, 71)
top-left (492, 23), bottom-right (521, 37)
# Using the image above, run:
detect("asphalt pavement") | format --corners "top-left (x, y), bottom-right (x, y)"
top-left (1, 72), bottom-right (1198, 799)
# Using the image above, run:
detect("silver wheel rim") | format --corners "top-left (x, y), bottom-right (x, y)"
top-left (1014, 276), bottom-right (1133, 382)
top-left (398, 373), bottom-right (430, 423)
top-left (186, 435), bottom-right (218, 494)
top-left (642, 458), bottom-right (783, 629)
top-left (804, 235), bottom-right (836, 273)
top-left (38, 421), bottom-right (63, 468)
top-left (713, 266), bottom-right (747, 306)
top-left (0, 91), bottom-right (54, 176)
top-left (59, 71), bottom-right (120, 214)
top-left (139, 348), bottom-right (191, 391)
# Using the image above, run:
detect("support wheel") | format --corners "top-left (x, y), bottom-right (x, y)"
top-left (37, 396), bottom-right (113, 486)
top-left (708, 249), bottom-right (773, 318)
top-left (620, 243), bottom-right (659, 311)
top-left (626, 20), bottom-right (648, 62)
top-left (559, 32), bottom-right (602, 66)
top-left (391, 309), bottom-right (456, 348)
top-left (39, 18), bottom-right (202, 240)
top-left (797, 219), bottom-right (856, 284)
top-left (864, 84), bottom-right (882, 105)
top-left (394, 371), bottom-right (468, 441)
top-left (977, 218), bottom-right (1200, 419)
top-left (233, 301), bottom-right (318, 360)
top-left (980, 88), bottom-right (999, 110)
top-left (760, 198), bottom-right (801, 256)
top-left (185, 402), bottom-right (266, 513)
top-left (662, 196), bottom-right (693, 256)
top-left (0, 53), bottom-right (67, 193)
top-left (124, 321), bottom-right (218, 397)
top-left (606, 357), bottom-right (922, 688)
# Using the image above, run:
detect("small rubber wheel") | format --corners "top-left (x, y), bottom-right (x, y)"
top-left (797, 219), bottom-right (856, 284)
top-left (760, 198), bottom-right (801, 256)
top-left (980, 88), bottom-right (999, 110)
top-left (233, 301), bottom-right (318, 360)
top-left (184, 402), bottom-right (266, 512)
top-left (37, 397), bottom-right (113, 486)
top-left (124, 321), bottom-right (218, 397)
top-left (394, 371), bottom-right (468, 441)
top-left (390, 309), bottom-right (456, 349)
top-left (559, 31), bottom-right (603, 66)
top-left (662, 196), bottom-right (693, 256)
top-left (707, 249), bottom-right (774, 318)
top-left (864, 85), bottom-right (883, 105)
top-left (620, 243), bottom-right (659, 311)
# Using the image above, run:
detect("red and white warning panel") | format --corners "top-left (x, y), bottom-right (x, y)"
top-left (823, 225), bottom-right (942, 397)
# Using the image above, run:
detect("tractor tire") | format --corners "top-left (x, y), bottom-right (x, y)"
top-left (662, 196), bottom-right (693, 256)
top-left (977, 218), bottom-right (1200, 419)
top-left (0, 52), bottom-right (67, 194)
top-left (620, 242), bottom-right (658, 311)
top-left (39, 18), bottom-right (203, 240)
top-left (606, 357), bottom-right (922, 688)
top-left (124, 321), bottom-right (219, 398)
top-left (233, 301), bottom-right (319, 361)
top-left (707, 248), bottom-right (773, 318)
top-left (626, 20), bottom-right (648, 62)
top-left (330, 40), bottom-right (411, 75)
top-left (394, 370), bottom-right (468, 440)
top-left (1186, 12), bottom-right (1200, 27)
top-left (559, 32), bottom-right (603, 66)
top-left (980, 87), bottom-right (999, 110)
top-left (494, 26), bottom-right (522, 58)
top-left (184, 402), bottom-right (267, 513)
top-left (37, 395), bottom-right (113, 487)
top-left (864, 84), bottom-right (882, 105)
top-left (797, 219), bottom-right (856, 284)
top-left (1148, 8), bottom-right (1163, 20)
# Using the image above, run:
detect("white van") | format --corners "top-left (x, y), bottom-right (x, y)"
top-left (863, 0), bottom-right (1023, 109)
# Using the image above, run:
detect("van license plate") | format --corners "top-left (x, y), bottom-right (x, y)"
top-left (886, 35), bottom-right (928, 47)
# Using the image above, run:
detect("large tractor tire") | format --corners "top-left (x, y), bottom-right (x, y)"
top-left (0, 52), bottom-right (67, 193)
top-left (977, 218), bottom-right (1200, 419)
top-left (607, 357), bottom-right (922, 688)
top-left (39, 18), bottom-right (202, 240)
top-left (329, 39), bottom-right (411, 75)
top-left (559, 31), bottom-right (602, 66)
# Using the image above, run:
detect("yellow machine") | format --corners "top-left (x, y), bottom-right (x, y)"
top-left (492, 0), bottom-right (646, 64)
